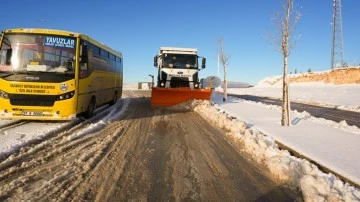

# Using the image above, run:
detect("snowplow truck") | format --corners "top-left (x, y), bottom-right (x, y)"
top-left (151, 47), bottom-right (211, 107)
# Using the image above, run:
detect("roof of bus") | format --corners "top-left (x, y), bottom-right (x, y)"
top-left (2, 28), bottom-right (122, 57)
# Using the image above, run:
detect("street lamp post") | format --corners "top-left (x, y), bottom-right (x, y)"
top-left (148, 74), bottom-right (154, 88)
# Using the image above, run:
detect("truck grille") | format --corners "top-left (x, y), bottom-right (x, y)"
top-left (170, 77), bottom-right (189, 88)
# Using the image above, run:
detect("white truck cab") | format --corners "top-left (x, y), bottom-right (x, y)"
top-left (154, 47), bottom-right (206, 89)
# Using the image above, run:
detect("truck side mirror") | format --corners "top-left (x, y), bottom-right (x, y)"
top-left (201, 58), bottom-right (206, 69)
top-left (80, 44), bottom-right (88, 63)
top-left (154, 55), bottom-right (158, 67)
top-left (5, 48), bottom-right (12, 65)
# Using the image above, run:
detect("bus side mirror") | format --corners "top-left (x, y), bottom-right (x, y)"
top-left (80, 44), bottom-right (88, 63)
top-left (154, 55), bottom-right (158, 67)
top-left (5, 48), bottom-right (12, 65)
top-left (201, 58), bottom-right (206, 69)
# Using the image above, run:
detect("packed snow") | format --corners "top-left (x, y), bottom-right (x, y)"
top-left (189, 93), bottom-right (360, 202)
top-left (0, 100), bottom-right (130, 160)
top-left (0, 82), bottom-right (360, 201)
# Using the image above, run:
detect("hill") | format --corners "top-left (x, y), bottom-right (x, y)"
top-left (290, 67), bottom-right (360, 84)
top-left (258, 67), bottom-right (360, 86)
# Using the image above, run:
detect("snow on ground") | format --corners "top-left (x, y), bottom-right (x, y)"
top-left (227, 82), bottom-right (360, 112)
top-left (188, 94), bottom-right (360, 202)
top-left (1, 82), bottom-right (360, 201)
top-left (67, 98), bottom-right (130, 141)
top-left (0, 99), bottom-right (130, 160)
top-left (0, 121), bottom-right (74, 160)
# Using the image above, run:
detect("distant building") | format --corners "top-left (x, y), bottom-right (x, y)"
top-left (138, 82), bottom-right (152, 89)
top-left (201, 77), bottom-right (250, 89)
top-left (222, 81), bottom-right (250, 88)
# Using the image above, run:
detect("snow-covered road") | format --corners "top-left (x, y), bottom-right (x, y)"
top-left (0, 91), bottom-right (301, 201)
top-left (1, 82), bottom-right (360, 201)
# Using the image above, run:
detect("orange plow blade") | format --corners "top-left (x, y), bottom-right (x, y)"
top-left (151, 87), bottom-right (212, 107)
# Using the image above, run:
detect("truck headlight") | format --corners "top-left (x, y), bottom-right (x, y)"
top-left (0, 90), bottom-right (9, 99)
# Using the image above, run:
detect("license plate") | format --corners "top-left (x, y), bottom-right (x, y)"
top-left (22, 111), bottom-right (43, 116)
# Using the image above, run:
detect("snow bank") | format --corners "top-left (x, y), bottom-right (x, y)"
top-left (67, 98), bottom-right (130, 141)
top-left (182, 99), bottom-right (360, 202)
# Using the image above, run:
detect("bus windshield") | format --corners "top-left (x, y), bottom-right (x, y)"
top-left (0, 33), bottom-right (76, 75)
top-left (163, 54), bottom-right (198, 69)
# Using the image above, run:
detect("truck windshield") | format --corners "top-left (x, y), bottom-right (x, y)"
top-left (0, 33), bottom-right (76, 76)
top-left (163, 54), bottom-right (198, 69)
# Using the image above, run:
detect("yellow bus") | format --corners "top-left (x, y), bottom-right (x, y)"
top-left (0, 28), bottom-right (123, 120)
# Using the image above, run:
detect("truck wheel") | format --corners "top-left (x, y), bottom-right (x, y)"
top-left (84, 98), bottom-right (96, 118)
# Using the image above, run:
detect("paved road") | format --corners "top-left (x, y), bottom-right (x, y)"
top-left (228, 94), bottom-right (360, 128)
top-left (0, 91), bottom-right (301, 201)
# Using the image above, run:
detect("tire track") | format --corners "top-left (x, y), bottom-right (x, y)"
top-left (0, 99), bottom-right (128, 201)
top-left (69, 91), bottom-right (301, 202)
top-left (0, 91), bottom-right (302, 201)
top-left (0, 121), bottom-right (29, 135)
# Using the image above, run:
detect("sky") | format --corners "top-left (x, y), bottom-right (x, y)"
top-left (1, 0), bottom-right (360, 85)
top-left (1, 81), bottom-right (360, 201)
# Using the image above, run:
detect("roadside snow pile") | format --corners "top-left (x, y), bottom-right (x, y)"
top-left (67, 98), bottom-right (130, 141)
top-left (186, 99), bottom-right (360, 202)
top-left (292, 110), bottom-right (360, 135)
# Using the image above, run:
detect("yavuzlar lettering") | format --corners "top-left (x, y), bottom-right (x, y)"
top-left (45, 36), bottom-right (74, 48)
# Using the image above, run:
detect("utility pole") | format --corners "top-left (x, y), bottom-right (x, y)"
top-left (331, 0), bottom-right (344, 69)
top-left (217, 53), bottom-right (220, 77)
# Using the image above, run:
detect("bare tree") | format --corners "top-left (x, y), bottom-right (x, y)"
top-left (218, 35), bottom-right (230, 102)
top-left (269, 0), bottom-right (301, 126)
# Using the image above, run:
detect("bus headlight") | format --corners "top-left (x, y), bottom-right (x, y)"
top-left (0, 90), bottom-right (9, 99)
top-left (56, 91), bottom-right (75, 101)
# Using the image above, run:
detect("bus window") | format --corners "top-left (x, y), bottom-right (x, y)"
top-left (0, 33), bottom-right (76, 74)
top-left (79, 43), bottom-right (90, 78)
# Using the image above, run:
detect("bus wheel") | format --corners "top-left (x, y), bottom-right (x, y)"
top-left (109, 92), bottom-right (117, 105)
top-left (84, 98), bottom-right (96, 118)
